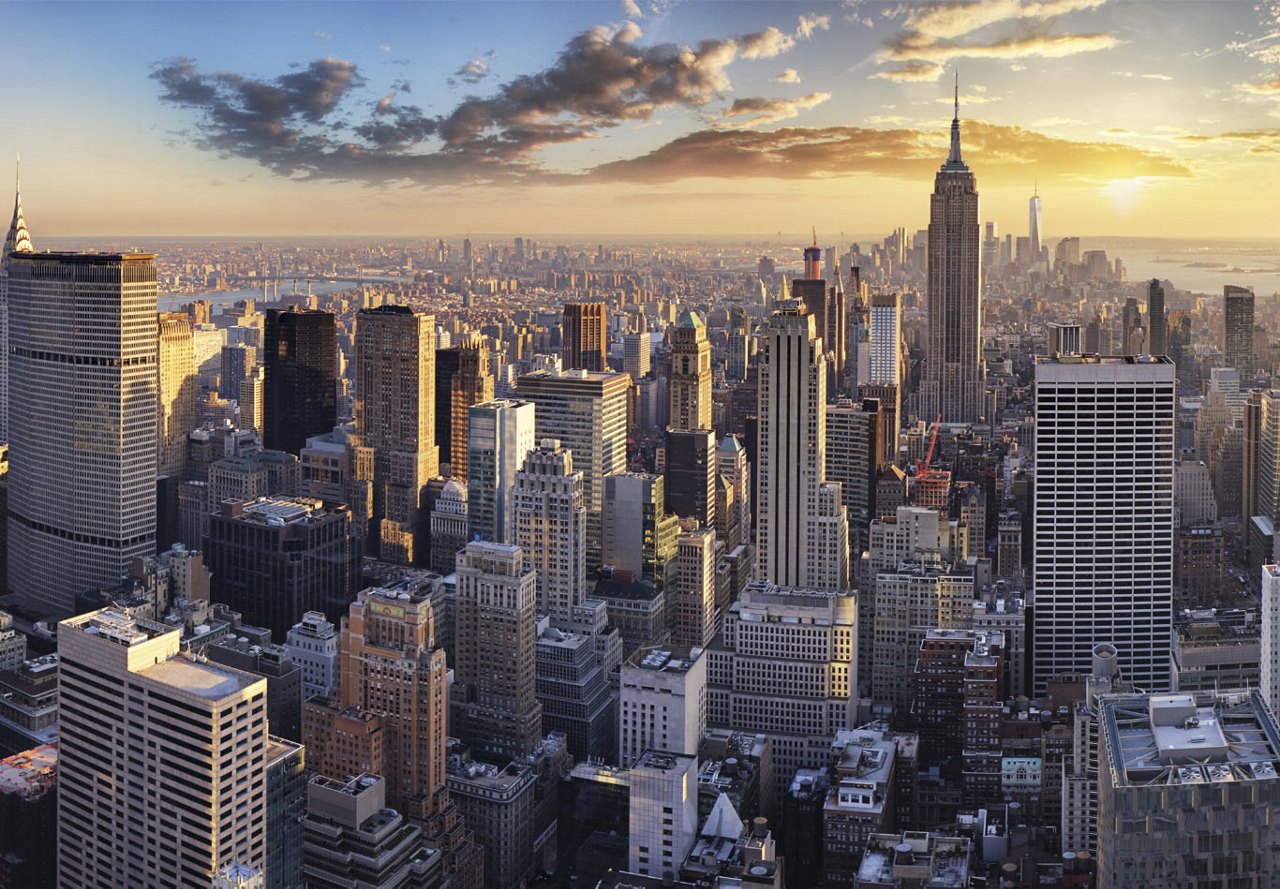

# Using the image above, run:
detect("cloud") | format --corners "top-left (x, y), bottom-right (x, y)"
top-left (872, 0), bottom-right (1119, 80)
top-left (714, 92), bottom-right (832, 128)
top-left (591, 120), bottom-right (1190, 184)
top-left (1238, 78), bottom-right (1280, 95)
top-left (1176, 129), bottom-right (1280, 153)
top-left (154, 21), bottom-right (754, 184)
top-left (314, 31), bottom-right (332, 41)
top-left (871, 61), bottom-right (944, 82)
top-left (1141, 73), bottom-right (1172, 80)
top-left (379, 43), bottom-right (393, 53)
top-left (774, 68), bottom-right (801, 83)
top-left (449, 57), bottom-right (492, 86)
top-left (933, 93), bottom-right (1000, 105)
top-left (740, 26), bottom-right (796, 60)
top-left (741, 14), bottom-right (831, 60)
top-left (796, 14), bottom-right (832, 40)
top-left (621, 0), bottom-right (643, 17)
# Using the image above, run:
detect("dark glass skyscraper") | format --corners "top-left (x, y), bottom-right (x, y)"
top-left (264, 307), bottom-right (336, 455)
top-left (920, 86), bottom-right (983, 424)
top-left (1147, 278), bottom-right (1167, 356)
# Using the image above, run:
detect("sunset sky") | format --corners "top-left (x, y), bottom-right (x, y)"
top-left (5, 0), bottom-right (1280, 239)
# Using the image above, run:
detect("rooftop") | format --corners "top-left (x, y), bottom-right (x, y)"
top-left (627, 646), bottom-right (701, 673)
top-left (0, 743), bottom-right (56, 799)
top-left (635, 750), bottom-right (697, 773)
top-left (237, 496), bottom-right (330, 524)
top-left (66, 609), bottom-right (172, 646)
top-left (1102, 690), bottom-right (1280, 787)
top-left (857, 832), bottom-right (971, 888)
top-left (138, 654), bottom-right (262, 699)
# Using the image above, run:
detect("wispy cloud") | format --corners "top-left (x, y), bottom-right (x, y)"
top-left (871, 61), bottom-right (944, 82)
top-left (449, 57), bottom-right (492, 86)
top-left (1141, 73), bottom-right (1172, 80)
top-left (932, 93), bottom-right (1000, 105)
top-left (592, 121), bottom-right (1190, 184)
top-left (871, 0), bottom-right (1119, 81)
top-left (1237, 78), bottom-right (1280, 95)
top-left (714, 92), bottom-right (832, 128)
top-left (1177, 128), bottom-right (1280, 154)
top-left (774, 68), bottom-right (801, 83)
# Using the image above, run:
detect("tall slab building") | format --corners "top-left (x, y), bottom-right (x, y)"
top-left (157, 313), bottom-right (197, 480)
top-left (355, 305), bottom-right (437, 563)
top-left (1224, 284), bottom-right (1256, 382)
top-left (1032, 355), bottom-right (1176, 695)
top-left (920, 88), bottom-right (984, 424)
top-left (755, 302), bottom-right (848, 589)
top-left (8, 252), bottom-right (158, 615)
top-left (516, 369), bottom-right (629, 566)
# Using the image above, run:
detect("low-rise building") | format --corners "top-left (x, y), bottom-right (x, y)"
top-left (301, 773), bottom-right (443, 888)
top-left (823, 729), bottom-right (898, 888)
top-left (855, 831), bottom-right (971, 888)
top-left (620, 645), bottom-right (707, 767)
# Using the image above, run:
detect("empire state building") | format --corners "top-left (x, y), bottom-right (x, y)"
top-left (920, 85), bottom-right (984, 424)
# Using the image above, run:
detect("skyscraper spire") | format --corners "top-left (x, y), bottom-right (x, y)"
top-left (4, 155), bottom-right (33, 267)
top-left (945, 70), bottom-right (965, 169)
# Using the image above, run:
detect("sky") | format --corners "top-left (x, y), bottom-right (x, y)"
top-left (5, 0), bottom-right (1280, 240)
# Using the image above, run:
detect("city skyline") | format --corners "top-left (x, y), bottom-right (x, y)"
top-left (4, 1), bottom-right (1280, 238)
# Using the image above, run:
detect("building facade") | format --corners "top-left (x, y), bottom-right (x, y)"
top-left (8, 252), bottom-right (158, 615)
top-left (58, 610), bottom-right (268, 887)
top-left (1032, 355), bottom-right (1176, 695)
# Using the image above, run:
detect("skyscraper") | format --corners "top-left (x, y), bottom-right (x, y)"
top-left (1028, 186), bottom-right (1042, 261)
top-left (58, 609), bottom-right (268, 886)
top-left (1224, 284), bottom-right (1256, 381)
top-left (435, 345), bottom-right (461, 472)
top-left (355, 305), bottom-right (437, 563)
top-left (920, 86), bottom-right (984, 424)
top-left (453, 541), bottom-right (542, 761)
top-left (668, 311), bottom-right (712, 432)
top-left (450, 332), bottom-right (494, 478)
top-left (756, 303), bottom-right (848, 588)
top-left (8, 252), bottom-right (157, 615)
top-left (324, 583), bottom-right (483, 882)
top-left (466, 398), bottom-right (536, 544)
top-left (207, 496), bottom-right (358, 640)
top-left (512, 438), bottom-right (587, 621)
top-left (561, 302), bottom-right (607, 372)
top-left (1, 161), bottom-right (34, 443)
top-left (264, 308), bottom-right (336, 455)
top-left (1032, 355), bottom-right (1176, 694)
top-left (1146, 278), bottom-right (1167, 356)
top-left (516, 368), bottom-right (629, 564)
top-left (673, 527), bottom-right (718, 649)
top-left (157, 312), bottom-right (197, 479)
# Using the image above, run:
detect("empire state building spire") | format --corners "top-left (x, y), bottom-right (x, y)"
top-left (943, 71), bottom-right (967, 171)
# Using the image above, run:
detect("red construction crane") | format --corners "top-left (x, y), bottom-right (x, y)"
top-left (918, 412), bottom-right (942, 474)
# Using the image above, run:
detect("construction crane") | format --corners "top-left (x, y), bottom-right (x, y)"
top-left (918, 413), bottom-right (942, 474)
